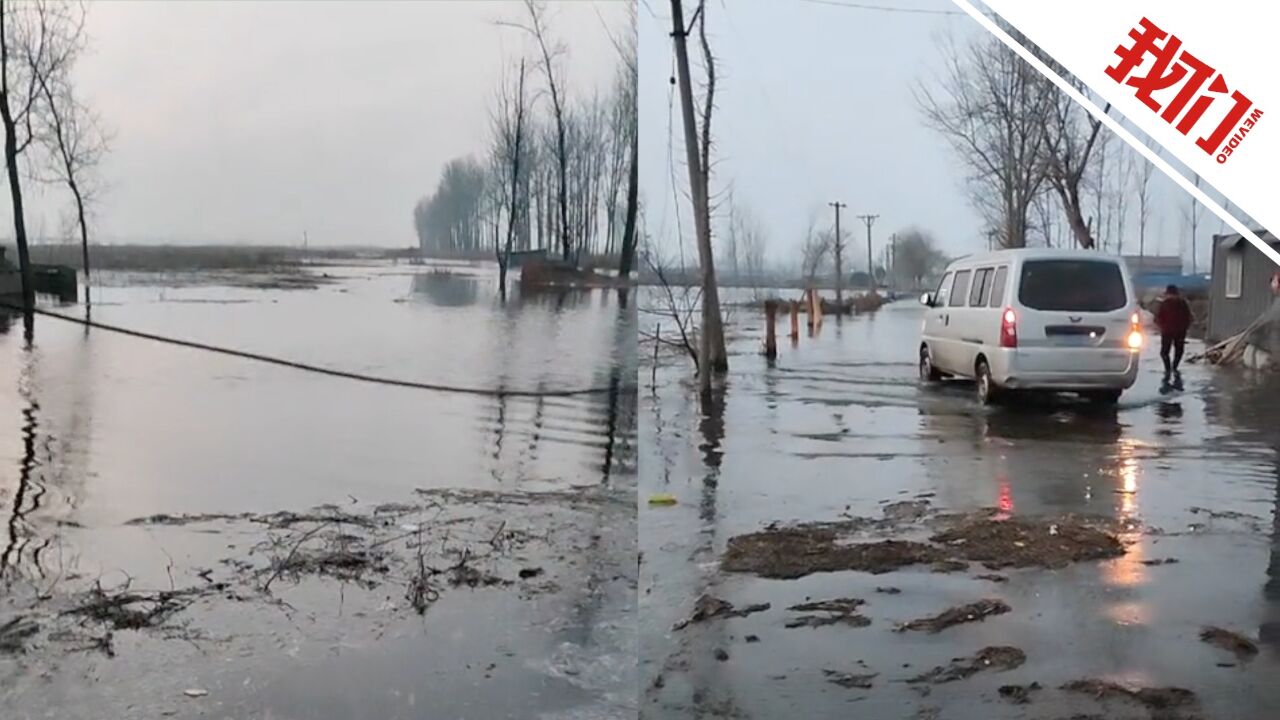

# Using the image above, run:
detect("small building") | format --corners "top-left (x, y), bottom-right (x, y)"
top-left (1207, 230), bottom-right (1280, 353)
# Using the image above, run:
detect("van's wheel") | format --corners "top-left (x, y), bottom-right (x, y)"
top-left (1086, 390), bottom-right (1122, 405)
top-left (976, 359), bottom-right (999, 406)
top-left (919, 346), bottom-right (942, 383)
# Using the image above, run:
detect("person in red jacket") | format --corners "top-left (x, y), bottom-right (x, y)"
top-left (1154, 284), bottom-right (1193, 378)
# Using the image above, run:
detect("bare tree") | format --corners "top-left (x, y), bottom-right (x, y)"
top-left (917, 35), bottom-right (1053, 249)
top-left (1183, 174), bottom-right (1202, 274)
top-left (640, 244), bottom-right (700, 372)
top-left (1040, 90), bottom-right (1108, 249)
top-left (1110, 144), bottom-right (1132, 255)
top-left (892, 227), bottom-right (946, 290)
top-left (509, 1), bottom-right (571, 262)
top-left (800, 222), bottom-right (832, 287)
top-left (1, 0), bottom-right (87, 322)
top-left (602, 1), bottom-right (638, 278)
top-left (1136, 150), bottom-right (1155, 257)
top-left (491, 58), bottom-right (529, 299)
top-left (670, 0), bottom-right (726, 392)
top-left (739, 211), bottom-right (766, 298)
top-left (0, 0), bottom-right (33, 318)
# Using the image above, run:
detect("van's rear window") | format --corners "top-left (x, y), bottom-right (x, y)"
top-left (1018, 260), bottom-right (1126, 312)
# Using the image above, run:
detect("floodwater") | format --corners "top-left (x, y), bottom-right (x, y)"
top-left (641, 292), bottom-right (1280, 719)
top-left (0, 261), bottom-right (637, 719)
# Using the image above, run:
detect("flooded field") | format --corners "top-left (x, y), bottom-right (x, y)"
top-left (0, 261), bottom-right (637, 719)
top-left (640, 292), bottom-right (1280, 720)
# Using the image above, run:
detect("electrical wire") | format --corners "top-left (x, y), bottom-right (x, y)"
top-left (0, 302), bottom-right (630, 399)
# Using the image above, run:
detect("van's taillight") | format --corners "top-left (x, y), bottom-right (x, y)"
top-left (1127, 311), bottom-right (1143, 350)
top-left (1000, 307), bottom-right (1017, 348)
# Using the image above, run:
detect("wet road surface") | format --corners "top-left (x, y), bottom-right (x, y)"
top-left (0, 261), bottom-right (637, 719)
top-left (641, 296), bottom-right (1280, 719)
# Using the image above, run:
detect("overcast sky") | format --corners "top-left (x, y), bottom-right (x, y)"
top-left (639, 0), bottom-right (1227, 273)
top-left (16, 1), bottom-right (626, 247)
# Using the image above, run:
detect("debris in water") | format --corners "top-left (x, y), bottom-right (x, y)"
top-left (930, 516), bottom-right (1123, 569)
top-left (1140, 557), bottom-right (1180, 566)
top-left (0, 616), bottom-right (39, 654)
top-left (673, 594), bottom-right (771, 630)
top-left (182, 689), bottom-right (208, 698)
top-left (882, 500), bottom-right (932, 522)
top-left (1061, 679), bottom-right (1197, 711)
top-left (875, 586), bottom-right (902, 595)
top-left (65, 585), bottom-right (215, 632)
top-left (896, 599), bottom-right (1011, 634)
top-left (998, 682), bottom-right (1040, 704)
top-left (930, 560), bottom-right (968, 573)
top-left (975, 573), bottom-right (1008, 583)
top-left (518, 567), bottom-right (544, 579)
top-left (744, 634), bottom-right (760, 643)
top-left (722, 527), bottom-right (945, 579)
top-left (1200, 626), bottom-right (1258, 660)
top-left (714, 648), bottom-right (729, 662)
top-left (648, 493), bottom-right (678, 506)
top-left (785, 598), bottom-right (870, 629)
top-left (907, 646), bottom-right (1025, 684)
top-left (823, 670), bottom-right (877, 689)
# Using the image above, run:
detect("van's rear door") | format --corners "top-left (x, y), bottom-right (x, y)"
top-left (1013, 259), bottom-right (1133, 372)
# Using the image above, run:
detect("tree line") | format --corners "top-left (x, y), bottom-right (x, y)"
top-left (412, 1), bottom-right (638, 285)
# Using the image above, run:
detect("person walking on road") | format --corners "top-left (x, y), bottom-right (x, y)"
top-left (1155, 284), bottom-right (1193, 381)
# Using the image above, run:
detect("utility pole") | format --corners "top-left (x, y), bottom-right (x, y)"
top-left (829, 201), bottom-right (846, 306)
top-left (857, 214), bottom-right (878, 293)
top-left (890, 232), bottom-right (897, 291)
top-left (670, 0), bottom-right (727, 390)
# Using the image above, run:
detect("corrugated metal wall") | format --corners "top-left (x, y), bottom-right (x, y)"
top-left (1208, 233), bottom-right (1279, 343)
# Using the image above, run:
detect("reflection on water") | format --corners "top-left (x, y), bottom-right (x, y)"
top-left (0, 262), bottom-right (636, 582)
top-left (410, 269), bottom-right (480, 306)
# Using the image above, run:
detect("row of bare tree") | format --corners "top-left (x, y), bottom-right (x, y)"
top-left (917, 30), bottom-right (1176, 254)
top-left (413, 1), bottom-right (638, 289)
top-left (1, 0), bottom-right (106, 322)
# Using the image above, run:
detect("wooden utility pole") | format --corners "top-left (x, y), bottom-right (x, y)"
top-left (857, 214), bottom-right (878, 293)
top-left (670, 0), bottom-right (727, 390)
top-left (889, 232), bottom-right (897, 290)
top-left (829, 201), bottom-right (846, 307)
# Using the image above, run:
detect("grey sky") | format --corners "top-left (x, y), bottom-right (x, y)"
top-left (639, 0), bottom-right (1226, 273)
top-left (17, 1), bottom-right (626, 247)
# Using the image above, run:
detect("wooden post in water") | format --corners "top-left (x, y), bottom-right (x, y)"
top-left (789, 300), bottom-right (800, 341)
top-left (763, 300), bottom-right (778, 359)
top-left (812, 289), bottom-right (823, 327)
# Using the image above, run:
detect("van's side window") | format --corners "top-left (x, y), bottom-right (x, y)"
top-left (949, 270), bottom-right (971, 308)
top-left (987, 266), bottom-right (1008, 308)
top-left (968, 268), bottom-right (991, 307)
top-left (934, 272), bottom-right (952, 306)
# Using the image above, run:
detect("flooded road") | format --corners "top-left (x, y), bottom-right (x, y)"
top-left (0, 261), bottom-right (637, 719)
top-left (641, 294), bottom-right (1280, 719)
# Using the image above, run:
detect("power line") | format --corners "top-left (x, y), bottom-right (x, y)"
top-left (794, 0), bottom-right (963, 16)
top-left (1, 303), bottom-right (628, 399)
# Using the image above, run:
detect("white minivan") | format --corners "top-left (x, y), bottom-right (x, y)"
top-left (918, 248), bottom-right (1142, 405)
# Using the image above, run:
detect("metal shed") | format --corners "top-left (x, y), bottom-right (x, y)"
top-left (1207, 231), bottom-right (1280, 346)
